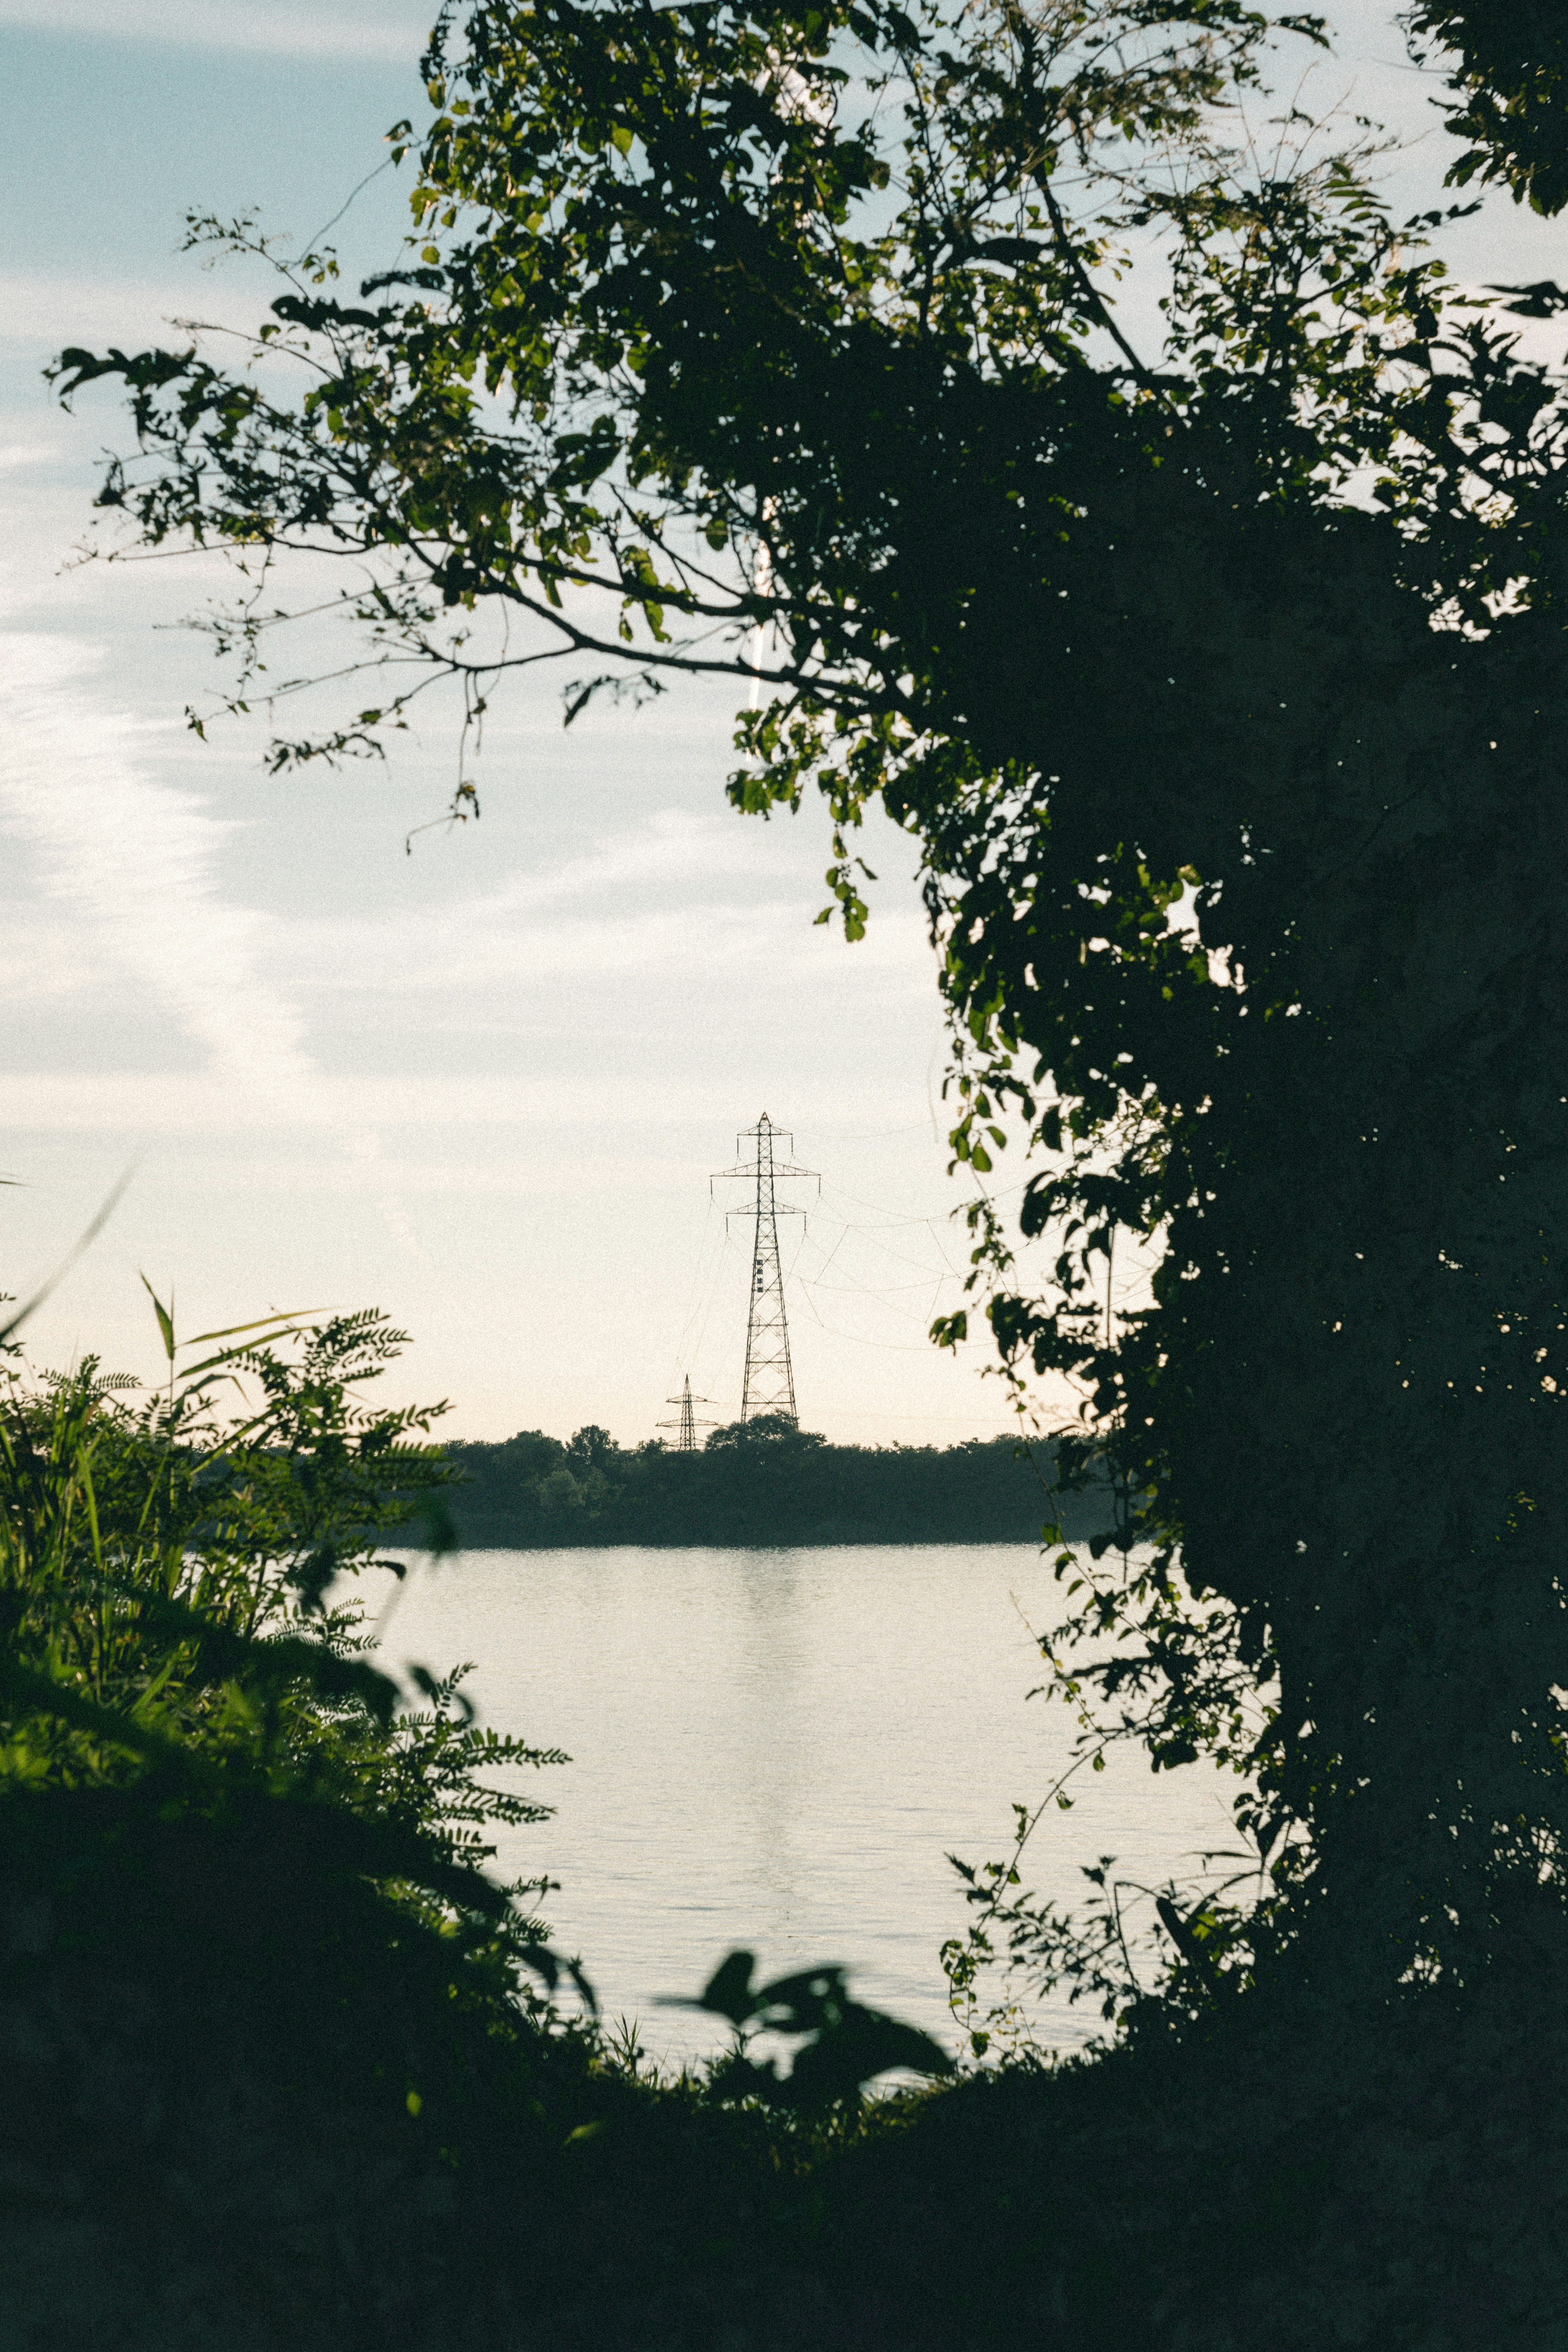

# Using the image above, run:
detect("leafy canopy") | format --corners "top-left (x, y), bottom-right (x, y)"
top-left (1405, 0), bottom-right (1568, 217)
top-left (0, 1295), bottom-right (582, 2003)
top-left (49, 0), bottom-right (1568, 2018)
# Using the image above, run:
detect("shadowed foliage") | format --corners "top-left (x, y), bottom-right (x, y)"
top-left (29, 0), bottom-right (1568, 2337)
top-left (437, 1420), bottom-right (1113, 1547)
top-left (51, 0), bottom-right (1568, 1991)
top-left (1406, 0), bottom-right (1568, 214)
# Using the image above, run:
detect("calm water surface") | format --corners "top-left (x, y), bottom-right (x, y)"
top-left (370, 1544), bottom-right (1235, 2067)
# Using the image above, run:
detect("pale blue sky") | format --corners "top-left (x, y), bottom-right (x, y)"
top-left (1, 2), bottom-right (1563, 1443)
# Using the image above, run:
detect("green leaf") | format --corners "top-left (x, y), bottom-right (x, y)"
top-left (686, 1946), bottom-right (759, 2027)
top-left (139, 1273), bottom-right (175, 1364)
top-left (781, 2003), bottom-right (954, 2107)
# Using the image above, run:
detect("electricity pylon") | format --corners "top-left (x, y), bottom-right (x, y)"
top-left (657, 1374), bottom-right (719, 1451)
top-left (712, 1112), bottom-right (818, 1424)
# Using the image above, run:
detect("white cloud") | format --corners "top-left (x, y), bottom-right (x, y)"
top-left (0, 631), bottom-right (466, 1272)
top-left (0, 1067), bottom-right (918, 1139)
top-left (279, 811), bottom-right (933, 997)
top-left (0, 0), bottom-right (428, 61)
top-left (0, 271), bottom-right (229, 355)
top-left (0, 910), bottom-right (96, 1005)
top-left (0, 632), bottom-right (312, 1094)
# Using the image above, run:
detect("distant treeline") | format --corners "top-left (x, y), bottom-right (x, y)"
top-left (436, 1415), bottom-right (1114, 1549)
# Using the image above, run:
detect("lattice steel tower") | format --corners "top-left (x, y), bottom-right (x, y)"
top-left (657, 1374), bottom-right (718, 1451)
top-left (712, 1113), bottom-right (818, 1423)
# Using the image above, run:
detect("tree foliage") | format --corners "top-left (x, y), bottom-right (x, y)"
top-left (439, 1417), bottom-right (1106, 1545)
top-left (0, 1298), bottom-right (988, 2348)
top-left (49, 0), bottom-right (1568, 2012)
top-left (1405, 0), bottom-right (1568, 216)
top-left (0, 1299), bottom-right (577, 1990)
top-left (671, 1946), bottom-right (954, 2108)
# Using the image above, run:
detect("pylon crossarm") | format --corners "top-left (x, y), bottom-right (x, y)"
top-left (713, 1164), bottom-right (819, 1184)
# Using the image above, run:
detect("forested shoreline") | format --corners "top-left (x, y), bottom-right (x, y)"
top-left (438, 1418), bottom-right (1115, 1549)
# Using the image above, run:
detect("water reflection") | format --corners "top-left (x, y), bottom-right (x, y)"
top-left (370, 1543), bottom-right (1234, 2069)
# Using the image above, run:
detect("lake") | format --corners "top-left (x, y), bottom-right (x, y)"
top-left (368, 1542), bottom-right (1238, 2071)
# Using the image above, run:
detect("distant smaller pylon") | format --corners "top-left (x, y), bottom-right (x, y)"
top-left (657, 1374), bottom-right (720, 1451)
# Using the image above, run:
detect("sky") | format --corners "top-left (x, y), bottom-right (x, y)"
top-left (2, 1), bottom-right (1566, 1446)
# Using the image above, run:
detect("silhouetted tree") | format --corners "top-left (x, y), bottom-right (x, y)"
top-left (52, 0), bottom-right (1568, 1996)
top-left (1407, 0), bottom-right (1568, 213)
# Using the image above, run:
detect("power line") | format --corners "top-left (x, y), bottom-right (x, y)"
top-left (657, 1374), bottom-right (720, 1451)
top-left (803, 1274), bottom-right (959, 1296)
top-left (670, 1191), bottom-right (723, 1374)
top-left (711, 1112), bottom-right (818, 1423)
top-left (684, 1222), bottom-right (739, 1400)
top-left (794, 1280), bottom-right (963, 1355)
top-left (803, 1202), bottom-right (964, 1280)
top-left (660, 1140), bottom-right (1025, 1425)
